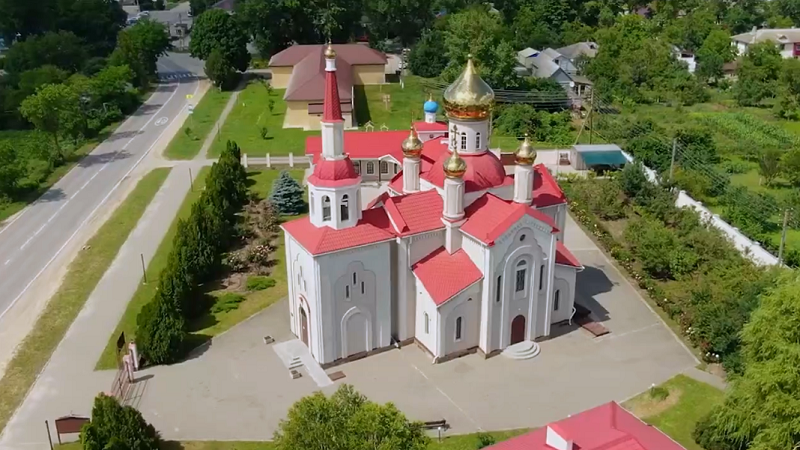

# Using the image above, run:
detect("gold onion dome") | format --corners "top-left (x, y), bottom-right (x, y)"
top-left (516, 134), bottom-right (536, 165)
top-left (442, 55), bottom-right (495, 121)
top-left (443, 147), bottom-right (467, 178)
top-left (324, 42), bottom-right (336, 59)
top-left (401, 126), bottom-right (423, 158)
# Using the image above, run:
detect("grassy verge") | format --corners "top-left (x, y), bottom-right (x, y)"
top-left (96, 167), bottom-right (211, 370)
top-left (186, 169), bottom-right (305, 341)
top-left (0, 168), bottom-right (171, 434)
top-left (623, 374), bottom-right (724, 450)
top-left (57, 429), bottom-right (529, 450)
top-left (164, 88), bottom-right (233, 160)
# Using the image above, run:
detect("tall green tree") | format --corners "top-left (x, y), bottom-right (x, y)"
top-left (55, 0), bottom-right (127, 56)
top-left (734, 41), bottom-right (783, 106)
top-left (109, 19), bottom-right (170, 87)
top-left (775, 57), bottom-right (800, 119)
top-left (408, 27), bottom-right (448, 78)
top-left (190, 9), bottom-right (251, 73)
top-left (696, 29), bottom-right (736, 83)
top-left (363, 0), bottom-right (434, 46)
top-left (80, 394), bottom-right (159, 450)
top-left (270, 171), bottom-right (306, 215)
top-left (0, 142), bottom-right (24, 200)
top-left (3, 31), bottom-right (87, 78)
top-left (19, 83), bottom-right (85, 167)
top-left (274, 384), bottom-right (429, 450)
top-left (694, 274), bottom-right (800, 450)
top-left (135, 290), bottom-right (187, 365)
top-left (204, 48), bottom-right (237, 89)
top-left (0, 0), bottom-right (58, 41)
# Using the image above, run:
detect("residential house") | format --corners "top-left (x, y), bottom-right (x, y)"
top-left (555, 41), bottom-right (598, 68)
top-left (517, 47), bottom-right (593, 106)
top-left (269, 44), bottom-right (388, 130)
top-left (671, 45), bottom-right (696, 73)
top-left (732, 27), bottom-right (800, 58)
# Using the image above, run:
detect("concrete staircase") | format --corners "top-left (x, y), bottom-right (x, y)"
top-left (501, 341), bottom-right (541, 360)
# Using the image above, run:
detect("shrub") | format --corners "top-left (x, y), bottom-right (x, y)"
top-left (720, 159), bottom-right (751, 174)
top-left (260, 126), bottom-right (269, 140)
top-left (476, 433), bottom-right (496, 449)
top-left (80, 393), bottom-right (159, 450)
top-left (648, 385), bottom-right (669, 401)
top-left (624, 217), bottom-right (679, 279)
top-left (211, 292), bottom-right (245, 313)
top-left (246, 276), bottom-right (275, 291)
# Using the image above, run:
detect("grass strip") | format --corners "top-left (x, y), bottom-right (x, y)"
top-left (0, 168), bottom-right (172, 434)
top-left (164, 88), bottom-right (233, 160)
top-left (96, 167), bottom-right (211, 369)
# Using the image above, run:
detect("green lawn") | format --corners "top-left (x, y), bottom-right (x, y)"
top-left (623, 375), bottom-right (724, 450)
top-left (57, 429), bottom-right (528, 450)
top-left (164, 88), bottom-right (233, 160)
top-left (96, 167), bottom-right (211, 370)
top-left (0, 168), bottom-right (171, 435)
top-left (97, 168), bottom-right (305, 369)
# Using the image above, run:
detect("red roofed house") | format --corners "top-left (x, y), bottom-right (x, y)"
top-left (487, 401), bottom-right (688, 450)
top-left (269, 43), bottom-right (387, 130)
top-left (282, 46), bottom-right (584, 368)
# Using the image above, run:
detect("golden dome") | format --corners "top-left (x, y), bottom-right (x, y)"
top-left (515, 134), bottom-right (536, 165)
top-left (442, 55), bottom-right (495, 121)
top-left (324, 42), bottom-right (336, 59)
top-left (443, 147), bottom-right (467, 178)
top-left (401, 126), bottom-right (423, 158)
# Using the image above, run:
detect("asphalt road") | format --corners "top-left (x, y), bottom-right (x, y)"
top-left (0, 57), bottom-right (200, 320)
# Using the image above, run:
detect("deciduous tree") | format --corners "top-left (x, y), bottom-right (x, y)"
top-left (19, 82), bottom-right (84, 167)
top-left (109, 19), bottom-right (170, 87)
top-left (80, 393), bottom-right (159, 450)
top-left (734, 41), bottom-right (782, 106)
top-left (190, 9), bottom-right (251, 73)
top-left (408, 27), bottom-right (448, 78)
top-left (696, 29), bottom-right (736, 83)
top-left (363, 0), bottom-right (434, 46)
top-left (3, 31), bottom-right (87, 78)
top-left (204, 48), bottom-right (237, 89)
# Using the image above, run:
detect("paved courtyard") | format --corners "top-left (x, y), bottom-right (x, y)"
top-left (132, 215), bottom-right (698, 441)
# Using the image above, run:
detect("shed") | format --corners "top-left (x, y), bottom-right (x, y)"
top-left (571, 144), bottom-right (628, 170)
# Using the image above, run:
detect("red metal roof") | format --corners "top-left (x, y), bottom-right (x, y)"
top-left (306, 131), bottom-right (408, 163)
top-left (556, 241), bottom-right (582, 268)
top-left (284, 51), bottom-right (354, 103)
top-left (414, 121), bottom-right (449, 132)
top-left (270, 44), bottom-right (387, 67)
top-left (282, 208), bottom-right (396, 256)
top-left (366, 191), bottom-right (391, 209)
top-left (412, 247), bottom-right (483, 305)
top-left (322, 63), bottom-right (343, 122)
top-left (461, 194), bottom-right (558, 246)
top-left (383, 190), bottom-right (444, 236)
top-left (486, 401), bottom-right (687, 450)
top-left (307, 158), bottom-right (360, 187)
top-left (423, 150), bottom-right (508, 192)
top-left (534, 164), bottom-right (567, 208)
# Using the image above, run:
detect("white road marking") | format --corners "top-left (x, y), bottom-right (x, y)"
top-left (4, 260), bottom-right (10, 266)
top-left (155, 117), bottom-right (169, 127)
top-left (0, 77), bottom-right (190, 321)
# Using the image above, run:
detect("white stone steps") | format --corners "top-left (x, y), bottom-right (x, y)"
top-left (501, 341), bottom-right (541, 360)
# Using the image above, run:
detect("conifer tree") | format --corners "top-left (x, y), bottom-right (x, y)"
top-left (135, 291), bottom-right (187, 365)
top-left (269, 171), bottom-right (306, 215)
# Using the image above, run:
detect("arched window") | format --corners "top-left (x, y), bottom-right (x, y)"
top-left (309, 192), bottom-right (315, 215)
top-left (496, 275), bottom-right (502, 302)
top-left (366, 162), bottom-right (375, 174)
top-left (424, 313), bottom-right (429, 334)
top-left (322, 196), bottom-right (331, 221)
top-left (380, 161), bottom-right (389, 174)
top-left (345, 285), bottom-right (350, 299)
top-left (361, 282), bottom-right (365, 294)
top-left (515, 260), bottom-right (527, 292)
top-left (461, 132), bottom-right (467, 150)
top-left (475, 132), bottom-right (481, 149)
top-left (354, 162), bottom-right (361, 174)
top-left (353, 273), bottom-right (357, 284)
top-left (455, 317), bottom-right (462, 340)
top-left (341, 194), bottom-right (350, 221)
top-left (539, 265), bottom-right (545, 290)
top-left (554, 290), bottom-right (560, 311)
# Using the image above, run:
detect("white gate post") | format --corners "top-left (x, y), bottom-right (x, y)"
top-left (289, 153), bottom-right (294, 167)
top-left (266, 153), bottom-right (271, 168)
top-left (242, 153), bottom-right (248, 169)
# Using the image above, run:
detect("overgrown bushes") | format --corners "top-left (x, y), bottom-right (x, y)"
top-left (81, 393), bottom-right (159, 450)
top-left (562, 164), bottom-right (778, 373)
top-left (136, 140), bottom-right (248, 365)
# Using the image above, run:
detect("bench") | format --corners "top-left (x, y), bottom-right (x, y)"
top-left (422, 419), bottom-right (448, 430)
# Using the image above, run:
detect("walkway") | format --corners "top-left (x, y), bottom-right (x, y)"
top-left (200, 77), bottom-right (247, 159)
top-left (0, 164), bottom-right (202, 450)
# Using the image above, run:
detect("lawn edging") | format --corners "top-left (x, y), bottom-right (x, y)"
top-left (0, 168), bottom-right (172, 434)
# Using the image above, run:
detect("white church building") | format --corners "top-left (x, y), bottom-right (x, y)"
top-left (282, 44), bottom-right (584, 367)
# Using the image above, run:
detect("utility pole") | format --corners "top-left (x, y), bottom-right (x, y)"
top-left (778, 209), bottom-right (790, 265)
top-left (669, 138), bottom-right (677, 181)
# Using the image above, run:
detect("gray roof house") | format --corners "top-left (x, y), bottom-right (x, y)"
top-left (731, 27), bottom-right (800, 58)
top-left (555, 42), bottom-right (598, 61)
top-left (517, 47), bottom-right (593, 108)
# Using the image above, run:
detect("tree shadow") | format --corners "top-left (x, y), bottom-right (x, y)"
top-left (574, 265), bottom-right (613, 322)
top-left (353, 85), bottom-right (371, 126)
top-left (39, 188), bottom-right (67, 203)
top-left (134, 103), bottom-right (164, 116)
top-left (182, 333), bottom-right (213, 362)
top-left (103, 130), bottom-right (143, 143)
top-left (78, 150), bottom-right (132, 168)
top-left (161, 441), bottom-right (187, 450)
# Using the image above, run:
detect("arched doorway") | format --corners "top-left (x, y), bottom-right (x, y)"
top-left (299, 307), bottom-right (309, 346)
top-left (510, 315), bottom-right (526, 345)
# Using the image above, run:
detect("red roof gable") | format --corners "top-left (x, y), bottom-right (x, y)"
top-left (282, 208), bottom-right (395, 256)
top-left (383, 190), bottom-right (444, 236)
top-left (306, 131), bottom-right (408, 163)
top-left (534, 164), bottom-right (567, 208)
top-left (461, 194), bottom-right (558, 246)
top-left (487, 402), bottom-right (687, 450)
top-left (556, 241), bottom-right (582, 268)
top-left (412, 247), bottom-right (483, 305)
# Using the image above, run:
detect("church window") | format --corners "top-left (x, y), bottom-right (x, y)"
top-left (341, 194), bottom-right (350, 221)
top-left (361, 281), bottom-right (365, 294)
top-left (394, 164), bottom-right (399, 174)
top-left (539, 265), bottom-right (545, 290)
top-left (354, 162), bottom-right (361, 174)
top-left (496, 276), bottom-right (502, 302)
top-left (554, 290), bottom-right (560, 311)
top-left (424, 313), bottom-right (429, 333)
top-left (519, 234), bottom-right (526, 242)
top-left (515, 260), bottom-right (527, 293)
top-left (322, 196), bottom-right (331, 221)
top-left (345, 285), bottom-right (350, 299)
top-left (366, 162), bottom-right (375, 174)
top-left (352, 273), bottom-right (357, 284)
top-left (460, 132), bottom-right (467, 150)
top-left (310, 193), bottom-right (315, 215)
top-left (475, 132), bottom-right (481, 149)
top-left (455, 317), bottom-right (462, 341)
top-left (380, 161), bottom-right (389, 174)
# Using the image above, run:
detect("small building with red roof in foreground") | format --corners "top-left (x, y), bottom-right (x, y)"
top-left (281, 45), bottom-right (583, 368)
top-left (487, 401), bottom-right (688, 450)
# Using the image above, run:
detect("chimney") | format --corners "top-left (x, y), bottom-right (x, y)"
top-left (545, 425), bottom-right (573, 450)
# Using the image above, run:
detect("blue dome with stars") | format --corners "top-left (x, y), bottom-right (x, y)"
top-left (424, 98), bottom-right (439, 114)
